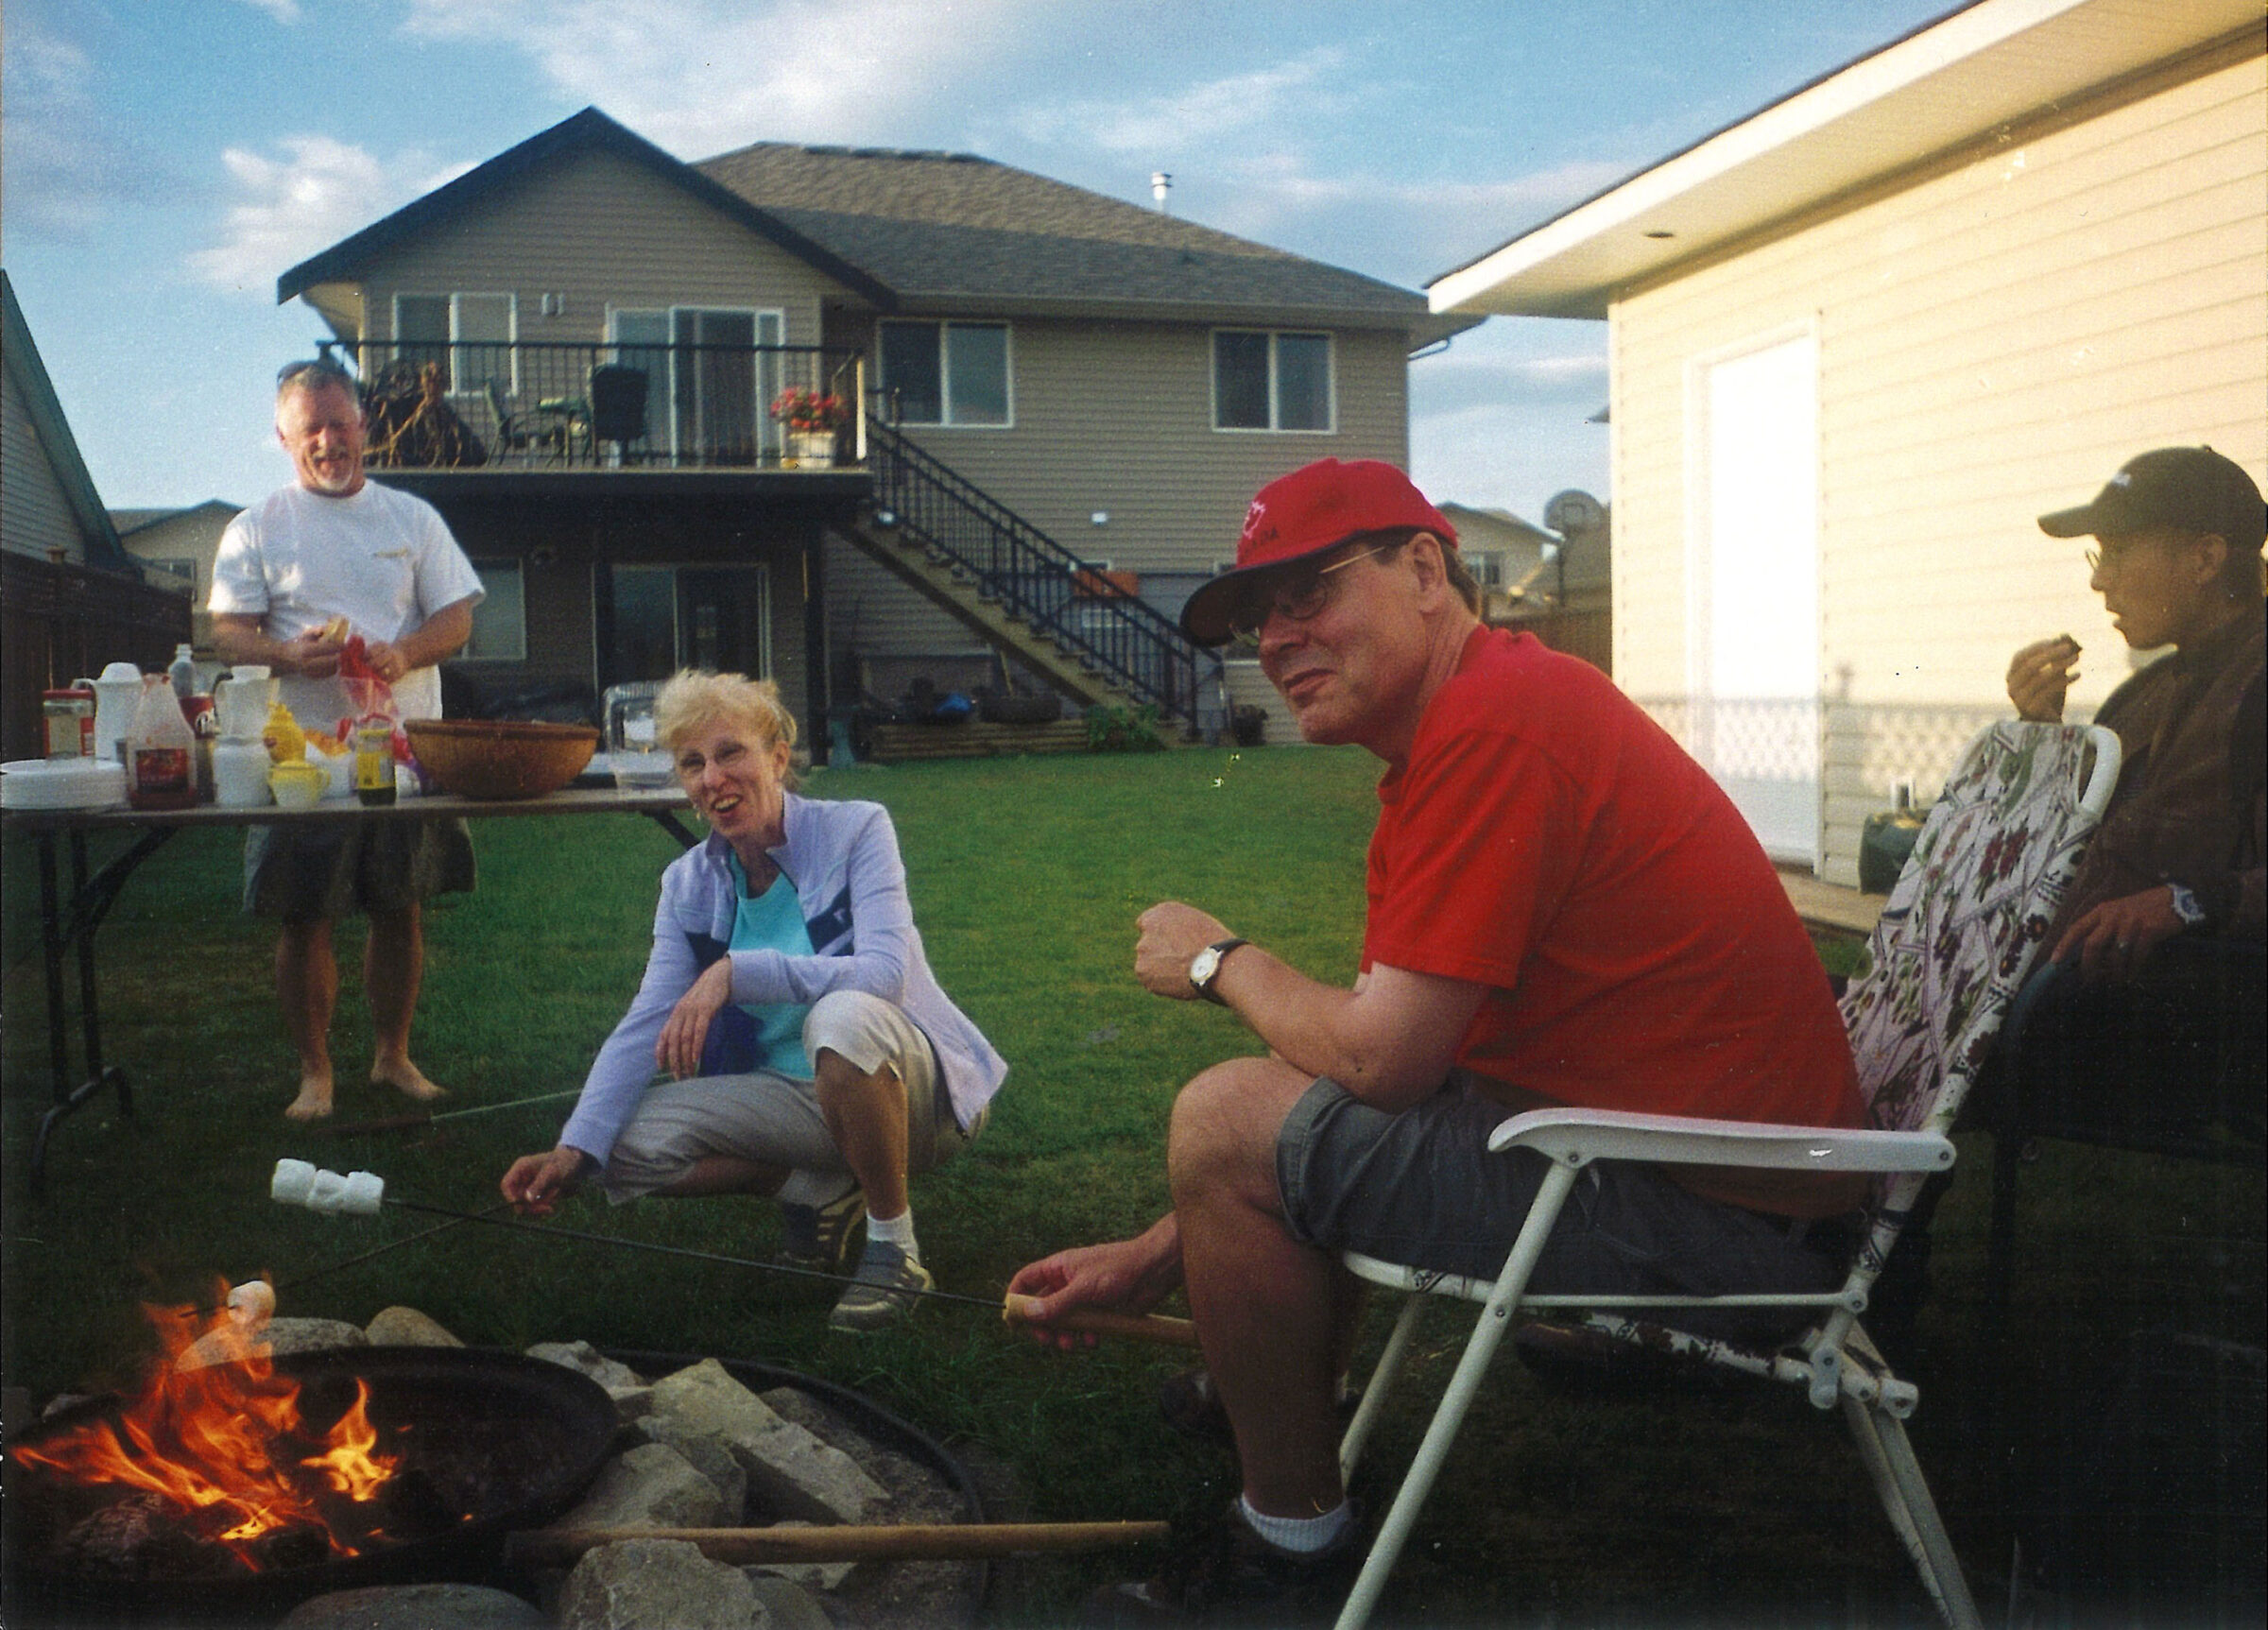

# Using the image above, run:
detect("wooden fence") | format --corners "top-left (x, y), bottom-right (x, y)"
top-left (3, 553), bottom-right (192, 762)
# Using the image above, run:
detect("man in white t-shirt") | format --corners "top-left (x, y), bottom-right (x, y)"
top-left (211, 360), bottom-right (486, 1121)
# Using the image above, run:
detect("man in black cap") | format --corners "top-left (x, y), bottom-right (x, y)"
top-left (2007, 445), bottom-right (2263, 973)
top-left (1985, 446), bottom-right (2264, 1188)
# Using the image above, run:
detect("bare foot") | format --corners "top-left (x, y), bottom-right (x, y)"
top-left (371, 1057), bottom-right (447, 1104)
top-left (285, 1075), bottom-right (335, 1121)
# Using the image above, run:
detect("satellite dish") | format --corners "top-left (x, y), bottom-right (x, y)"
top-left (1544, 490), bottom-right (1605, 536)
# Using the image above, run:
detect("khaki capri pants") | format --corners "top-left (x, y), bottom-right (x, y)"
top-left (599, 988), bottom-right (984, 1208)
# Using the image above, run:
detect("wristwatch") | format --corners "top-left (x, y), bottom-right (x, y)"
top-left (2165, 882), bottom-right (2208, 930)
top-left (1188, 937), bottom-right (1249, 1004)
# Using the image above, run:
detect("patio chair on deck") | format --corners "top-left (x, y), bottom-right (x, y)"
top-left (589, 365), bottom-right (649, 465)
top-left (1330, 721), bottom-right (2122, 1630)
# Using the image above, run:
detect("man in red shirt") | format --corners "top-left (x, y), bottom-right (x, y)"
top-left (1010, 458), bottom-right (1863, 1620)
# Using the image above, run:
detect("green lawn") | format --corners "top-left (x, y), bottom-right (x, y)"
top-left (4, 746), bottom-right (2259, 1624)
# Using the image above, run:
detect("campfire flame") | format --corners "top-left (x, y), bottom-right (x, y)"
top-left (9, 1278), bottom-right (403, 1570)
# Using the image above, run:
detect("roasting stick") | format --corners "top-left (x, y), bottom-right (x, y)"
top-left (510, 1519), bottom-right (1170, 1569)
top-left (308, 1089), bottom-right (583, 1139)
top-left (269, 1160), bottom-right (1201, 1348)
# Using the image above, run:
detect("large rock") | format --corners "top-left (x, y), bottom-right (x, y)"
top-left (551, 1441), bottom-right (734, 1532)
top-left (649, 1360), bottom-right (885, 1526)
top-left (365, 1306), bottom-right (463, 1347)
top-left (264, 1318), bottom-right (370, 1357)
top-left (744, 1572), bottom-right (833, 1630)
top-left (279, 1583), bottom-right (546, 1628)
top-left (176, 1318), bottom-right (367, 1372)
top-left (558, 1538), bottom-right (765, 1630)
top-left (527, 1341), bottom-right (646, 1392)
top-left (634, 1415), bottom-right (748, 1518)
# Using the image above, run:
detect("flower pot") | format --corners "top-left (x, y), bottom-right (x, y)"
top-left (788, 431), bottom-right (835, 469)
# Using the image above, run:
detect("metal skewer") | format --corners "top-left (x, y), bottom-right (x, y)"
top-left (266, 1162), bottom-right (1197, 1347)
top-left (309, 1089), bottom-right (583, 1138)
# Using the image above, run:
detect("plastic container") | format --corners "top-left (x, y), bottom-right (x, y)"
top-left (43, 689), bottom-right (94, 759)
top-left (167, 643), bottom-right (198, 701)
top-left (268, 760), bottom-right (325, 810)
top-left (354, 718), bottom-right (397, 806)
top-left (214, 739), bottom-right (273, 808)
top-left (126, 675), bottom-right (198, 810)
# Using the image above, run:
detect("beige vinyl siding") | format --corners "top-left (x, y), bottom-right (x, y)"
top-left (1609, 46), bottom-right (2265, 884)
top-left (2, 366), bottom-right (87, 562)
top-left (830, 317), bottom-right (1411, 665)
top-left (356, 148), bottom-right (848, 351)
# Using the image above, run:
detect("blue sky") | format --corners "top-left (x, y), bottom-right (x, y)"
top-left (5, 0), bottom-right (1955, 520)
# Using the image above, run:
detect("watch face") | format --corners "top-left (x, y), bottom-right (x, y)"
top-left (1190, 948), bottom-right (1220, 987)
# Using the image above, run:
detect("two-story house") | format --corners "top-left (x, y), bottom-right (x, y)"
top-left (275, 107), bottom-right (1470, 743)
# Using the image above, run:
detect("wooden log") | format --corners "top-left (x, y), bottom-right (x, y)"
top-left (508, 1518), bottom-right (1171, 1568)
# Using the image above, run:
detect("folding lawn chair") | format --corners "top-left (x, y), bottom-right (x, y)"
top-left (1332, 721), bottom-right (2122, 1630)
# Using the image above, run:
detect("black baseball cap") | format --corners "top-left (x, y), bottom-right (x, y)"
top-left (2037, 446), bottom-right (2265, 553)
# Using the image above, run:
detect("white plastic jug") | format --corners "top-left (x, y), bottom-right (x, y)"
top-left (71, 662), bottom-right (145, 764)
top-left (215, 668), bottom-right (277, 738)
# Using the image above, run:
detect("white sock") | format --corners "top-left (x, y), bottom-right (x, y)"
top-left (1238, 1495), bottom-right (1352, 1555)
top-left (866, 1208), bottom-right (918, 1261)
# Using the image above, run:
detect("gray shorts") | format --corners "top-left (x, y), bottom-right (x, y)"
top-left (600, 988), bottom-right (986, 1207)
top-left (1277, 1074), bottom-right (1849, 1343)
top-left (244, 817), bottom-right (475, 921)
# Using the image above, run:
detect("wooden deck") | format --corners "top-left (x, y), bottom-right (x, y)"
top-left (1778, 866), bottom-right (1885, 940)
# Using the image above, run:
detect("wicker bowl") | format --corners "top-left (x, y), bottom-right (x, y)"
top-left (404, 719), bottom-right (599, 800)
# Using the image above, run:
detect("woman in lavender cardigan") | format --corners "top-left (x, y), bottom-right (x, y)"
top-left (502, 670), bottom-right (1006, 1332)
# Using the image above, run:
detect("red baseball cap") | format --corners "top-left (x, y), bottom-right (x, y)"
top-left (1180, 458), bottom-right (1458, 645)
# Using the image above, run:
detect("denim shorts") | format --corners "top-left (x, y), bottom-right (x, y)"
top-left (1276, 1074), bottom-right (1848, 1342)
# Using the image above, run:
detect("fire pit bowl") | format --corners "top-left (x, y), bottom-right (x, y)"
top-left (6, 1347), bottom-right (617, 1624)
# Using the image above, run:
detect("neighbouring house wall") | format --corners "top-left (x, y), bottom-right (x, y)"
top-left (1609, 42), bottom-right (2266, 884)
top-left (829, 317), bottom-right (1413, 673)
top-left (355, 147), bottom-right (850, 355)
top-left (117, 505), bottom-right (238, 650)
top-left (3, 364), bottom-right (87, 563)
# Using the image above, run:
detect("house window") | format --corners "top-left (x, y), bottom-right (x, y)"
top-left (879, 320), bottom-right (1010, 426)
top-left (1467, 551), bottom-right (1504, 589)
top-left (145, 557), bottom-right (200, 592)
top-left (1212, 330), bottom-right (1332, 432)
top-left (462, 559), bottom-right (525, 661)
top-left (394, 293), bottom-right (515, 395)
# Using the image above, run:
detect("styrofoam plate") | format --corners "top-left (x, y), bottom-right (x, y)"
top-left (1, 758), bottom-right (129, 811)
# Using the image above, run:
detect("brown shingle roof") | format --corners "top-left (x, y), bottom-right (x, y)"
top-left (696, 142), bottom-right (1456, 334)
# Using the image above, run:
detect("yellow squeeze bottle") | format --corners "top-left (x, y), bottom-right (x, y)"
top-left (262, 702), bottom-right (307, 764)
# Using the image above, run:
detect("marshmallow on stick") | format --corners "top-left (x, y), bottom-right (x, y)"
top-left (271, 1158), bottom-right (384, 1216)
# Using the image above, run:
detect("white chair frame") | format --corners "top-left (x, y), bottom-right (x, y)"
top-left (1331, 723), bottom-right (2122, 1630)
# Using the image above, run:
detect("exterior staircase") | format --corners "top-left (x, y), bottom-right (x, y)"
top-left (833, 420), bottom-right (1218, 730)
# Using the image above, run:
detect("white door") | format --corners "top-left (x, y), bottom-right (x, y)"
top-left (1690, 331), bottom-right (1820, 866)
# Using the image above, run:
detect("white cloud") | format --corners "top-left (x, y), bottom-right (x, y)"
top-left (399, 0), bottom-right (1046, 156)
top-left (231, 0), bottom-right (302, 22)
top-left (1011, 47), bottom-right (1352, 154)
top-left (187, 138), bottom-right (472, 296)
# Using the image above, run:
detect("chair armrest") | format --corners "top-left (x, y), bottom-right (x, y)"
top-left (1486, 1107), bottom-right (1953, 1175)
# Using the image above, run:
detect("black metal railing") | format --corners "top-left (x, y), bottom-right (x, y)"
top-left (324, 339), bottom-right (866, 472)
top-left (866, 418), bottom-right (1217, 729)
